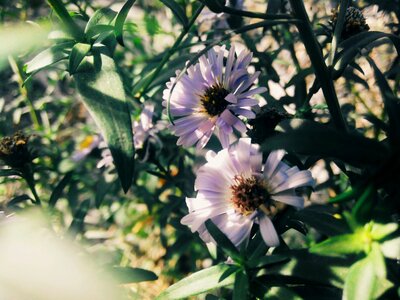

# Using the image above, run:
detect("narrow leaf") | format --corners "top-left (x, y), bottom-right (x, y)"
top-left (343, 257), bottom-right (377, 300)
top-left (112, 267), bottom-right (158, 284)
top-left (233, 271), bottom-right (248, 300)
top-left (263, 119), bottom-right (389, 167)
top-left (74, 53), bottom-right (135, 192)
top-left (160, 0), bottom-right (188, 28)
top-left (69, 43), bottom-right (91, 74)
top-left (205, 219), bottom-right (242, 262)
top-left (114, 0), bottom-right (137, 46)
top-left (310, 233), bottom-right (365, 256)
top-left (7, 194), bottom-right (33, 207)
top-left (25, 43), bottom-right (72, 74)
top-left (156, 264), bottom-right (235, 299)
top-left (49, 172), bottom-right (72, 207)
top-left (0, 169), bottom-right (22, 177)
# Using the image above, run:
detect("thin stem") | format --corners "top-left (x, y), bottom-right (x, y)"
top-left (137, 4), bottom-right (205, 98)
top-left (289, 0), bottom-right (348, 132)
top-left (46, 0), bottom-right (83, 41)
top-left (328, 0), bottom-right (350, 66)
top-left (22, 167), bottom-right (41, 205)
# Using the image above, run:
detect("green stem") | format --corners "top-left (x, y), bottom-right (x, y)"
top-left (328, 0), bottom-right (349, 66)
top-left (137, 4), bottom-right (205, 98)
top-left (47, 0), bottom-right (83, 41)
top-left (289, 0), bottom-right (347, 132)
top-left (22, 167), bottom-right (41, 205)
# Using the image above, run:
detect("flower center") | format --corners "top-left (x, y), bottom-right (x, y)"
top-left (230, 175), bottom-right (272, 216)
top-left (200, 83), bottom-right (230, 117)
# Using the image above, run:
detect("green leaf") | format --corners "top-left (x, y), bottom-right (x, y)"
top-left (25, 42), bottom-right (72, 74)
top-left (0, 169), bottom-right (22, 177)
top-left (343, 258), bottom-right (376, 300)
top-left (264, 249), bottom-right (351, 288)
top-left (368, 57), bottom-right (400, 147)
top-left (370, 223), bottom-right (399, 241)
top-left (369, 243), bottom-right (386, 278)
top-left (205, 219), bottom-right (242, 262)
top-left (247, 254), bottom-right (289, 269)
top-left (233, 271), bottom-right (248, 300)
top-left (156, 264), bottom-right (235, 299)
top-left (68, 43), bottom-right (91, 74)
top-left (114, 0), bottom-right (137, 46)
top-left (263, 119), bottom-right (389, 167)
top-left (7, 194), bottom-right (32, 207)
top-left (293, 205), bottom-right (350, 236)
top-left (112, 267), bottom-right (158, 284)
top-left (49, 172), bottom-right (72, 207)
top-left (74, 53), bottom-right (135, 192)
top-left (160, 0), bottom-right (188, 28)
top-left (310, 233), bottom-right (365, 256)
top-left (85, 8), bottom-right (117, 36)
top-left (68, 199), bottom-right (90, 235)
top-left (380, 237), bottom-right (400, 260)
top-left (334, 31), bottom-right (400, 77)
top-left (351, 185), bottom-right (375, 223)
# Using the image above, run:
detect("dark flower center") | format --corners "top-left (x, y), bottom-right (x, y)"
top-left (230, 175), bottom-right (272, 216)
top-left (200, 83), bottom-right (230, 117)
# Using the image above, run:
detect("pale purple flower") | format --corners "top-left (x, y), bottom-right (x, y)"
top-left (163, 46), bottom-right (266, 149)
top-left (181, 138), bottom-right (315, 248)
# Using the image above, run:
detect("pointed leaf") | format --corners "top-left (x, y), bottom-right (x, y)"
top-left (25, 43), bottom-right (72, 74)
top-left (233, 271), bottom-right (248, 300)
top-left (114, 0), bottom-right (137, 46)
top-left (69, 43), bottom-right (91, 74)
top-left (205, 219), bottom-right (242, 262)
top-left (160, 0), bottom-right (188, 28)
top-left (310, 233), bottom-right (365, 256)
top-left (156, 264), bottom-right (235, 299)
top-left (74, 54), bottom-right (134, 192)
top-left (49, 172), bottom-right (72, 207)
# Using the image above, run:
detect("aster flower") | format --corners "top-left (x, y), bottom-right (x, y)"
top-left (181, 138), bottom-right (315, 247)
top-left (163, 46), bottom-right (266, 149)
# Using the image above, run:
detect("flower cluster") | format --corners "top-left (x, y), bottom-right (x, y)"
top-left (0, 131), bottom-right (32, 169)
top-left (161, 44), bottom-right (315, 248)
top-left (330, 6), bottom-right (369, 39)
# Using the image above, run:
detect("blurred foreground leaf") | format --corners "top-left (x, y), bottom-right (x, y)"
top-left (74, 54), bottom-right (134, 192)
top-left (0, 23), bottom-right (49, 70)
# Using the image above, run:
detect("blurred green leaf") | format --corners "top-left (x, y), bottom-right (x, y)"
top-left (205, 219), bottom-right (242, 262)
top-left (0, 169), bottom-right (22, 177)
top-left (68, 199), bottom-right (91, 234)
top-left (343, 257), bottom-right (377, 300)
top-left (380, 237), bottom-right (400, 260)
top-left (0, 24), bottom-right (49, 70)
top-left (160, 0), bottom-right (188, 28)
top-left (7, 194), bottom-right (32, 207)
top-left (25, 42), bottom-right (72, 74)
top-left (112, 267), bottom-right (158, 284)
top-left (370, 223), bottom-right (398, 241)
top-left (310, 233), bottom-right (365, 256)
top-left (263, 119), bottom-right (389, 167)
top-left (49, 172), bottom-right (72, 207)
top-left (68, 43), bottom-right (91, 74)
top-left (114, 0), bottom-right (137, 46)
top-left (233, 271), bottom-right (248, 300)
top-left (74, 54), bottom-right (135, 192)
top-left (156, 264), bottom-right (235, 299)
